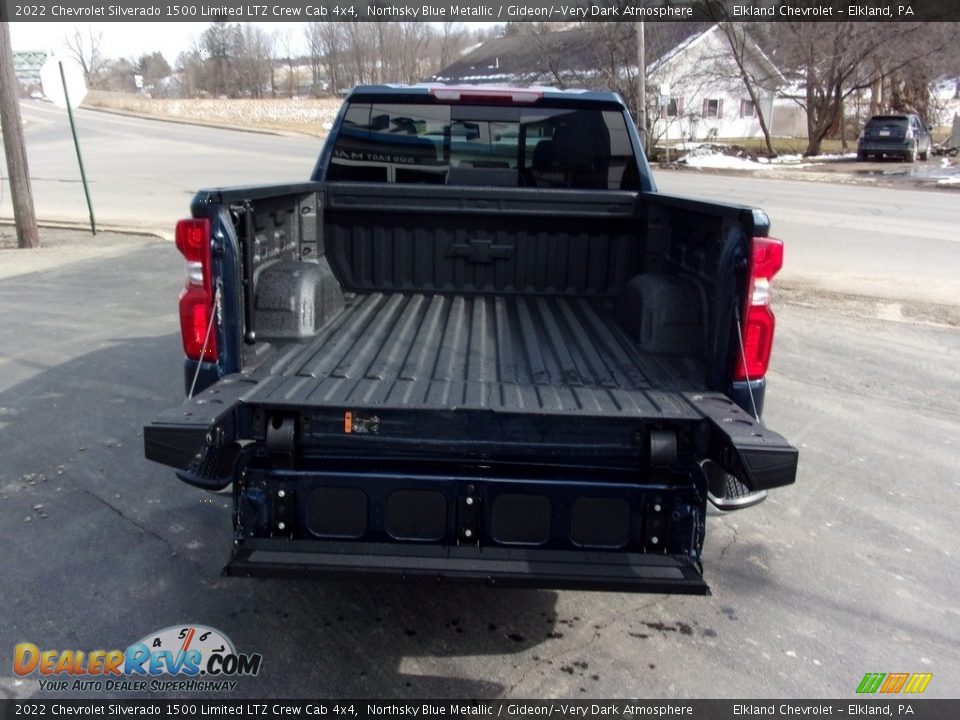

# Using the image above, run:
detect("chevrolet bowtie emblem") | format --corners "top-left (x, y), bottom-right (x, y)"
top-left (447, 237), bottom-right (514, 263)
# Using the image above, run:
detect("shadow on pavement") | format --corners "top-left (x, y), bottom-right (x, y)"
top-left (0, 332), bottom-right (559, 699)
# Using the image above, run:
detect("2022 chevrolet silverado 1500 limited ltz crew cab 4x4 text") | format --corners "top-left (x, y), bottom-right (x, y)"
top-left (144, 85), bottom-right (798, 593)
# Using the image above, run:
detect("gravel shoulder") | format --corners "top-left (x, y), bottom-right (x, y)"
top-left (4, 225), bottom-right (957, 328)
top-left (662, 156), bottom-right (960, 192)
top-left (778, 283), bottom-right (960, 328)
top-left (80, 95), bottom-right (339, 138)
top-left (0, 225), bottom-right (166, 280)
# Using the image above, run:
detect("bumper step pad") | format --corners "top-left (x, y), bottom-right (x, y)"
top-left (226, 538), bottom-right (710, 594)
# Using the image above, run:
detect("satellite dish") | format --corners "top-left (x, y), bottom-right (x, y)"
top-left (40, 57), bottom-right (87, 110)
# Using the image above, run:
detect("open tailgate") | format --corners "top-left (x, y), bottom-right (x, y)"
top-left (144, 373), bottom-right (795, 594)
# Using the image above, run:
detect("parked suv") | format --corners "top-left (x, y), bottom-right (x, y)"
top-left (858, 114), bottom-right (932, 162)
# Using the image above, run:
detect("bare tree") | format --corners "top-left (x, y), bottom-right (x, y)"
top-left (172, 22), bottom-right (273, 99)
top-left (766, 22), bottom-right (954, 155)
top-left (372, 23), bottom-right (392, 84)
top-left (318, 23), bottom-right (348, 94)
top-left (199, 21), bottom-right (234, 97)
top-left (63, 28), bottom-right (109, 88)
top-left (273, 27), bottom-right (297, 98)
top-left (438, 22), bottom-right (463, 72)
top-left (710, 23), bottom-right (778, 156)
top-left (234, 25), bottom-right (272, 98)
top-left (395, 23), bottom-right (433, 83)
top-left (101, 57), bottom-right (137, 92)
top-left (175, 49), bottom-right (201, 97)
top-left (304, 23), bottom-right (324, 95)
top-left (304, 21), bottom-right (473, 93)
top-left (430, 23), bottom-right (476, 81)
top-left (877, 24), bottom-right (959, 123)
top-left (344, 22), bottom-right (376, 86)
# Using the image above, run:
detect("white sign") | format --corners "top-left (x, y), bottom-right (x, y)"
top-left (658, 83), bottom-right (671, 106)
top-left (40, 57), bottom-right (87, 110)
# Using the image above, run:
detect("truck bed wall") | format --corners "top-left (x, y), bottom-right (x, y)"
top-left (224, 183), bottom-right (752, 391)
top-left (324, 186), bottom-right (640, 297)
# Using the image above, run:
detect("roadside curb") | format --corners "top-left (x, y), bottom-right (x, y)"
top-left (0, 217), bottom-right (171, 241)
top-left (659, 164), bottom-right (960, 192)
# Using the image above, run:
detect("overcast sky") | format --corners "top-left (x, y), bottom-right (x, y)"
top-left (10, 22), bottom-right (314, 64)
top-left (10, 21), bottom-right (495, 66)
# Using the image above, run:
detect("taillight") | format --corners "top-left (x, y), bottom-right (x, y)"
top-left (734, 236), bottom-right (783, 381)
top-left (175, 218), bottom-right (217, 362)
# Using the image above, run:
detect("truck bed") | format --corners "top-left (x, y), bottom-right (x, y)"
top-left (147, 183), bottom-right (795, 495)
top-left (243, 291), bottom-right (706, 419)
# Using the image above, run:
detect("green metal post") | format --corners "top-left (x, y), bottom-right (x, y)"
top-left (59, 61), bottom-right (96, 236)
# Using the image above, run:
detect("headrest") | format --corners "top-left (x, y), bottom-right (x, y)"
top-left (551, 124), bottom-right (595, 169)
top-left (532, 140), bottom-right (556, 170)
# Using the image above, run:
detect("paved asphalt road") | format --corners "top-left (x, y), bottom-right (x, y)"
top-left (1, 235), bottom-right (957, 699)
top-left (1, 105), bottom-right (958, 699)
top-left (654, 171), bottom-right (960, 307)
top-left (4, 101), bottom-right (960, 307)
top-left (2, 102), bottom-right (321, 230)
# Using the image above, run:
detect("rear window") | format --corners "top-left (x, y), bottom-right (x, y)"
top-left (326, 102), bottom-right (640, 190)
top-left (867, 116), bottom-right (908, 126)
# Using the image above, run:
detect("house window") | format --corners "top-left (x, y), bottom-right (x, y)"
top-left (702, 98), bottom-right (722, 118)
top-left (740, 99), bottom-right (757, 118)
top-left (661, 97), bottom-right (684, 119)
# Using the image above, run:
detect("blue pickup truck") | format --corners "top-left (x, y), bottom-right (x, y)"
top-left (144, 85), bottom-right (798, 594)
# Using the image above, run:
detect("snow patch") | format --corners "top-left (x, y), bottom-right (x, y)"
top-left (676, 145), bottom-right (854, 171)
top-left (807, 153), bottom-right (857, 161)
top-left (682, 153), bottom-right (772, 170)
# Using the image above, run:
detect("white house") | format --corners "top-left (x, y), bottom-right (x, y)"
top-left (433, 24), bottom-right (794, 142)
top-left (648, 25), bottom-right (785, 142)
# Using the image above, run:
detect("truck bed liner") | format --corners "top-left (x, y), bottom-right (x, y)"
top-left (147, 290), bottom-right (795, 492)
top-left (245, 291), bottom-right (706, 418)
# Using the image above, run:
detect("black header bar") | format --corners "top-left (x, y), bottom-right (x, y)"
top-left (2, 700), bottom-right (960, 720)
top-left (1, 0), bottom-right (959, 23)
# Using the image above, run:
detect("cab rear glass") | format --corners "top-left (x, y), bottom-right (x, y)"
top-left (327, 102), bottom-right (641, 190)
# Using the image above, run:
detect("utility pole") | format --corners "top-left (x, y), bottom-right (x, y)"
top-left (0, 21), bottom-right (40, 248)
top-left (636, 21), bottom-right (646, 154)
